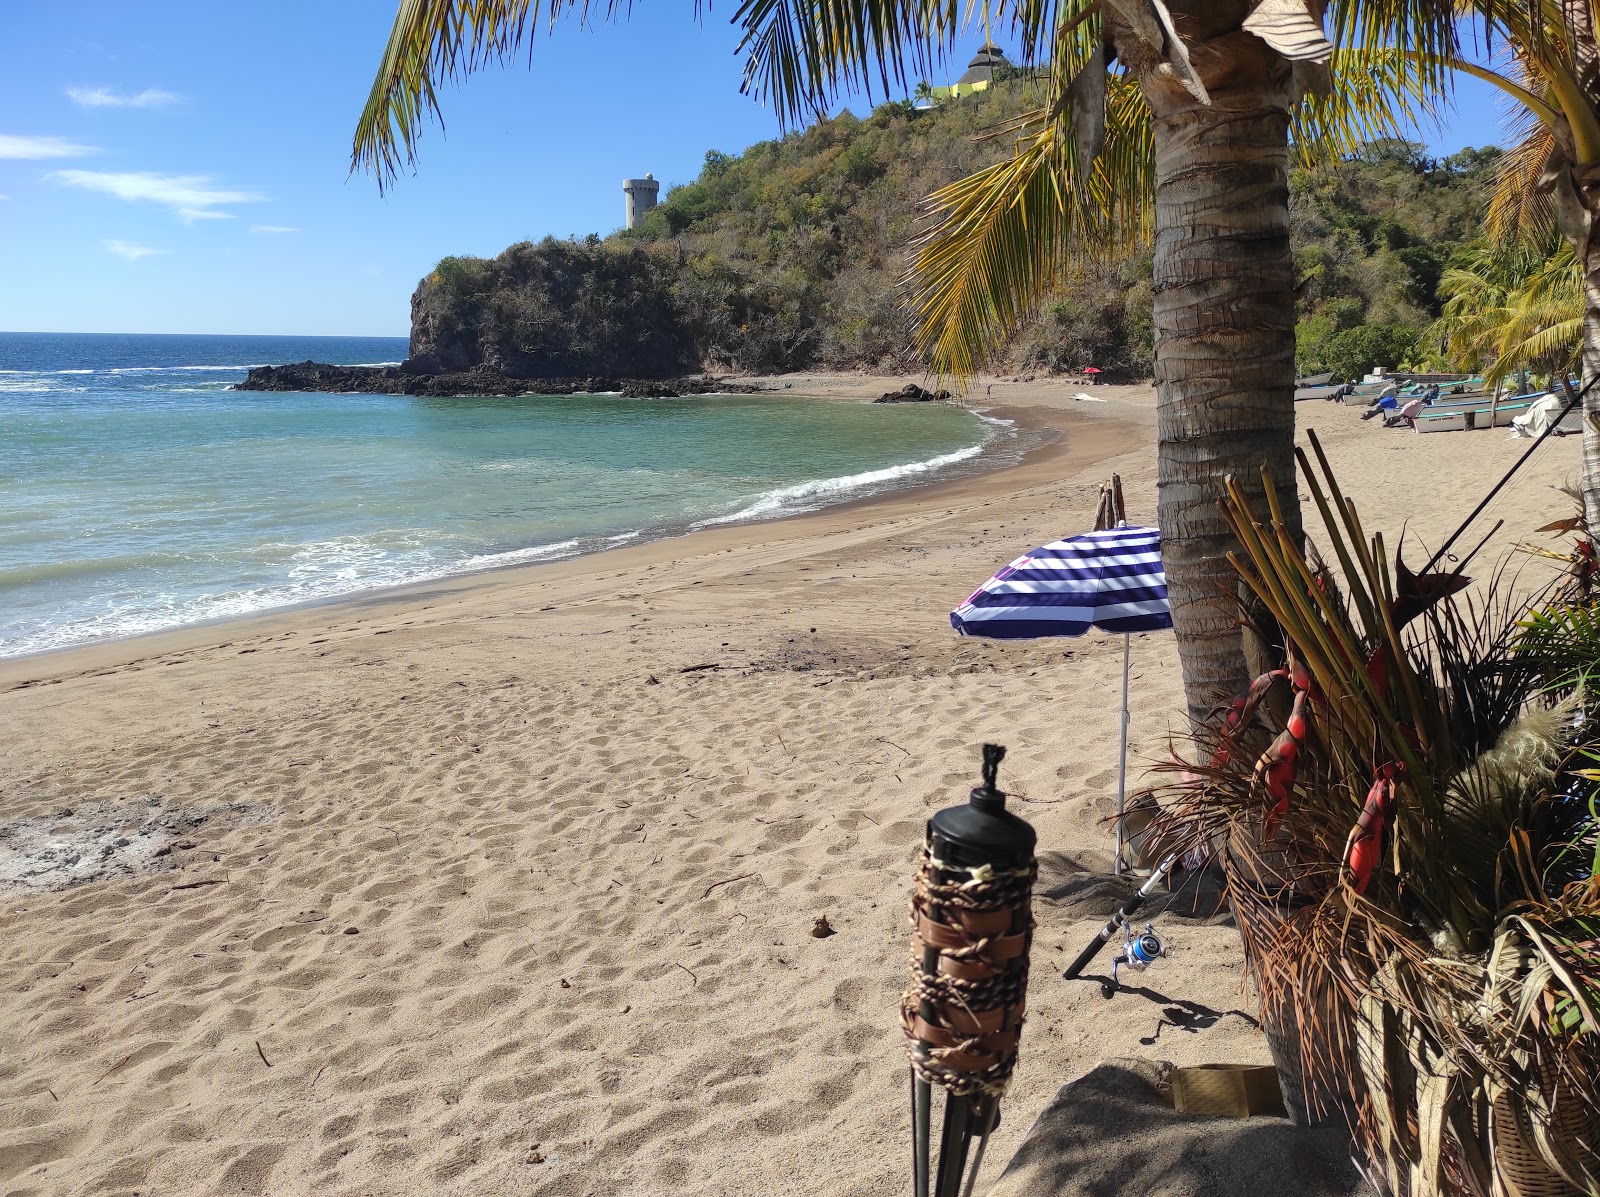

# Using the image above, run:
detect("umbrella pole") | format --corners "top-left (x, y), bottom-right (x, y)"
top-left (1114, 633), bottom-right (1130, 875)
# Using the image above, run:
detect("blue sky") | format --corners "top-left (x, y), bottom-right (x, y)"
top-left (2, 2), bottom-right (1513, 338)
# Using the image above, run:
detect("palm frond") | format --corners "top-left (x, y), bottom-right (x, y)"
top-left (910, 73), bottom-right (1150, 378)
top-left (1325, 0), bottom-right (1466, 97)
top-left (354, 0), bottom-right (592, 190)
top-left (1487, 120), bottom-right (1558, 245)
top-left (1290, 46), bottom-right (1443, 162)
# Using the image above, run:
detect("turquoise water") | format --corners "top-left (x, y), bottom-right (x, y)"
top-left (0, 333), bottom-right (1008, 657)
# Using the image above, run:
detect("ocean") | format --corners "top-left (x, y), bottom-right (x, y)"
top-left (0, 332), bottom-right (1010, 658)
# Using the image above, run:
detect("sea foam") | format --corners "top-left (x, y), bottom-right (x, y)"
top-left (694, 443), bottom-right (985, 527)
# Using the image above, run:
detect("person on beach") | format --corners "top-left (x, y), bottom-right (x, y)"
top-left (1385, 396), bottom-right (1426, 429)
top-left (1360, 383), bottom-right (1400, 421)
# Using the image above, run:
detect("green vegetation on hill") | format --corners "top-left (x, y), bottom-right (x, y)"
top-left (1290, 141), bottom-right (1504, 378)
top-left (409, 91), bottom-right (1504, 382)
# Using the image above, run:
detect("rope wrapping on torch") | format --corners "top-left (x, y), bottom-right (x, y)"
top-left (900, 848), bottom-right (1036, 1099)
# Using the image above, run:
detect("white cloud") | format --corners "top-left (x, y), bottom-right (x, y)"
top-left (68, 86), bottom-right (181, 109)
top-left (0, 134), bottom-right (94, 159)
top-left (105, 239), bottom-right (166, 260)
top-left (49, 169), bottom-right (265, 222)
top-left (249, 224), bottom-right (299, 235)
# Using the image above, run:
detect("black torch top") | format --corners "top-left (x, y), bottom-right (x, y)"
top-left (926, 744), bottom-right (1037, 872)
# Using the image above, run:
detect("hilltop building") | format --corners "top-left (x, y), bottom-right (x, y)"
top-left (623, 174), bottom-right (660, 229)
top-left (932, 45), bottom-right (1014, 100)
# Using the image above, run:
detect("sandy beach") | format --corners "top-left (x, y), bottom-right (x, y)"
top-left (0, 378), bottom-right (1581, 1197)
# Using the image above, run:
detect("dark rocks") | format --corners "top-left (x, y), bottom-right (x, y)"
top-left (397, 353), bottom-right (444, 376)
top-left (234, 362), bottom-right (760, 399)
top-left (874, 382), bottom-right (952, 403)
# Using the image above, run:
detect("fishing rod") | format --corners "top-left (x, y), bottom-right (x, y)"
top-left (1422, 372), bottom-right (1597, 575)
top-left (1062, 852), bottom-right (1180, 981)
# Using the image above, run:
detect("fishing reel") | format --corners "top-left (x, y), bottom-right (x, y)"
top-left (1100, 915), bottom-right (1170, 999)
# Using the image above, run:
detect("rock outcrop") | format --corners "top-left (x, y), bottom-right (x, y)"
top-left (874, 382), bottom-right (951, 403)
top-left (235, 362), bottom-right (756, 399)
top-left (408, 239), bottom-right (698, 378)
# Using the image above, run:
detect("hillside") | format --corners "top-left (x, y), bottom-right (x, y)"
top-left (405, 85), bottom-right (1503, 383)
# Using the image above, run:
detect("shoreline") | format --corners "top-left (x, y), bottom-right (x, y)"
top-left (1, 377), bottom-right (1579, 1197)
top-left (0, 381), bottom-right (1138, 686)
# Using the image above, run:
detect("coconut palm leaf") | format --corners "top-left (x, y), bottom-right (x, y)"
top-left (1428, 235), bottom-right (1582, 385)
top-left (910, 77), bottom-right (1152, 375)
top-left (910, 40), bottom-right (1434, 377)
top-left (1486, 115), bottom-right (1558, 244)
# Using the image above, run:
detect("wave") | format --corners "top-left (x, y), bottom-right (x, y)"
top-left (694, 443), bottom-right (985, 527)
top-left (1, 415), bottom-right (1003, 659)
top-left (106, 364), bottom-right (269, 374)
top-left (1, 533), bottom-right (596, 658)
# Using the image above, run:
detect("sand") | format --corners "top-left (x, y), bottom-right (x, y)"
top-left (0, 378), bottom-right (1580, 1197)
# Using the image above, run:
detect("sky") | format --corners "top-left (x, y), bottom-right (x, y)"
top-left (1, 2), bottom-right (1515, 338)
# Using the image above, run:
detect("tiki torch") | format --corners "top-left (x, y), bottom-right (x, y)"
top-left (902, 744), bottom-right (1037, 1197)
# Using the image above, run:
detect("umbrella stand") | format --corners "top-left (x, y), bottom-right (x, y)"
top-left (1114, 632), bottom-right (1131, 875)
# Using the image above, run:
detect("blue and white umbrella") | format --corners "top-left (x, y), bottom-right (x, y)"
top-left (951, 525), bottom-right (1173, 870)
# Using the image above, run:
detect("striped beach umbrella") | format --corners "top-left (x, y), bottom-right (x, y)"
top-left (950, 525), bottom-right (1172, 870)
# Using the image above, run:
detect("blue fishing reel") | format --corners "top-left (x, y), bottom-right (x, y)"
top-left (1100, 915), bottom-right (1170, 999)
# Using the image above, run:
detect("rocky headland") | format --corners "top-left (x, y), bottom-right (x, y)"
top-left (235, 361), bottom-right (760, 400)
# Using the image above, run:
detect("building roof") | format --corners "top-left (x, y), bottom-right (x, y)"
top-left (955, 44), bottom-right (1012, 85)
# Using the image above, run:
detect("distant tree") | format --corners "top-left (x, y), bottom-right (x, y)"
top-left (1321, 322), bottom-right (1418, 382)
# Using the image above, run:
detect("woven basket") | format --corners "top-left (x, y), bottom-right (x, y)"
top-left (1491, 1088), bottom-right (1581, 1197)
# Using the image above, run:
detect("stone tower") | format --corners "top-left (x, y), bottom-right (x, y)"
top-left (623, 174), bottom-right (660, 229)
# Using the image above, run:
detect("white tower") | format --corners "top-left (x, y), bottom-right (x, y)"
top-left (623, 173), bottom-right (660, 229)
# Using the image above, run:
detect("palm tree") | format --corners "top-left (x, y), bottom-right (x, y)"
top-left (1351, 5), bottom-right (1600, 519)
top-left (1430, 236), bottom-right (1583, 387)
top-left (349, 2), bottom-right (1452, 728)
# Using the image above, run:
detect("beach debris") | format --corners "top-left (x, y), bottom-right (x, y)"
top-left (701, 872), bottom-right (757, 899)
top-left (0, 797), bottom-right (272, 892)
top-left (904, 744), bottom-right (1036, 1197)
top-left (169, 876), bottom-right (228, 892)
top-left (255, 1040), bottom-right (273, 1068)
top-left (811, 915), bottom-right (836, 938)
top-left (678, 662), bottom-right (720, 673)
top-left (559, 978), bottom-right (571, 988)
top-left (526, 1148), bottom-right (547, 1165)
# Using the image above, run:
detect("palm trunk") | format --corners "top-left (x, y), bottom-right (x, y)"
top-left (1582, 220), bottom-right (1600, 534)
top-left (1135, 16), bottom-right (1303, 728)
